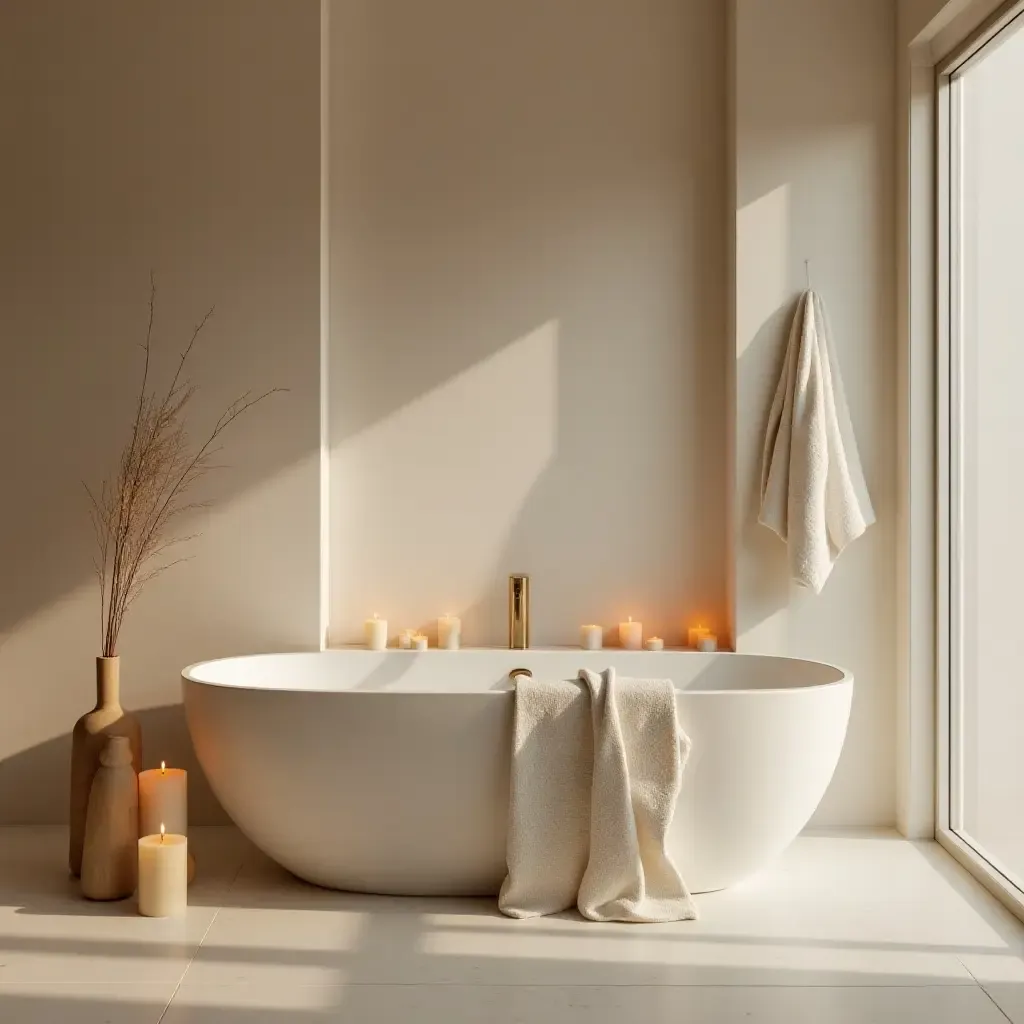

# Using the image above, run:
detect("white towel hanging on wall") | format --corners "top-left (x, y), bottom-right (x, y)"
top-left (759, 289), bottom-right (875, 593)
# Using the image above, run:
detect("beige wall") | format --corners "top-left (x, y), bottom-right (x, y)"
top-left (327, 0), bottom-right (729, 649)
top-left (731, 0), bottom-right (898, 825)
top-left (0, 0), bottom-right (321, 823)
top-left (1, 0), bottom-right (906, 828)
top-left (901, 0), bottom-right (953, 42)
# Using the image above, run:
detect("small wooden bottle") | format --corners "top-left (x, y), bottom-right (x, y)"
top-left (81, 735), bottom-right (139, 901)
top-left (69, 656), bottom-right (142, 877)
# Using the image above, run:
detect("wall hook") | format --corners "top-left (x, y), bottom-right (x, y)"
top-left (804, 259), bottom-right (812, 291)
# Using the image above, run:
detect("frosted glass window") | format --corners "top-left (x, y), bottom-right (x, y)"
top-left (950, 12), bottom-right (1024, 887)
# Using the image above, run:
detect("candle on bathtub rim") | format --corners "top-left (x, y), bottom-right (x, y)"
top-left (697, 634), bottom-right (718, 653)
top-left (398, 629), bottom-right (414, 650)
top-left (618, 617), bottom-right (643, 650)
top-left (644, 636), bottom-right (665, 651)
top-left (411, 633), bottom-right (428, 651)
top-left (580, 624), bottom-right (603, 650)
top-left (138, 824), bottom-right (187, 918)
top-left (364, 613), bottom-right (387, 651)
top-left (687, 624), bottom-right (711, 648)
top-left (438, 614), bottom-right (461, 650)
top-left (139, 761), bottom-right (187, 840)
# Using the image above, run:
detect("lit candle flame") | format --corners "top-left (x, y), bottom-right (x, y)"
top-left (160, 823), bottom-right (165, 843)
top-left (160, 761), bottom-right (166, 774)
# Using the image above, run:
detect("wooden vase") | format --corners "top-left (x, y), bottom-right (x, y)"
top-left (81, 735), bottom-right (139, 900)
top-left (69, 657), bottom-right (142, 877)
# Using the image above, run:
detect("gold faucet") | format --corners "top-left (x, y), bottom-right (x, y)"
top-left (508, 574), bottom-right (530, 649)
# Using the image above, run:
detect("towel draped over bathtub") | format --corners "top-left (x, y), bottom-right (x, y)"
top-left (499, 668), bottom-right (697, 923)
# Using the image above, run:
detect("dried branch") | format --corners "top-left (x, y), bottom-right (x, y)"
top-left (85, 281), bottom-right (284, 657)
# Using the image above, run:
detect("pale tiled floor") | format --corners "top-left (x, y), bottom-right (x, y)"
top-left (3, 828), bottom-right (1024, 1022)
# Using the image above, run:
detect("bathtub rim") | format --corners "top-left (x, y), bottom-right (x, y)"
top-left (182, 649), bottom-right (853, 697)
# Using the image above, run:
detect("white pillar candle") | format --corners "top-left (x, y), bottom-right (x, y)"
top-left (411, 633), bottom-right (428, 650)
top-left (697, 634), bottom-right (718, 652)
top-left (438, 614), bottom-right (461, 650)
top-left (687, 624), bottom-right (711, 648)
top-left (618, 617), bottom-right (643, 650)
top-left (644, 636), bottom-right (665, 651)
top-left (364, 613), bottom-right (387, 650)
top-left (138, 826), bottom-right (187, 918)
top-left (580, 624), bottom-right (603, 650)
top-left (139, 762), bottom-right (187, 839)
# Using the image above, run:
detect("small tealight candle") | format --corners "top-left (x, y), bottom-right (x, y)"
top-left (644, 636), bottom-right (664, 651)
top-left (139, 761), bottom-right (187, 839)
top-left (580, 624), bottom-right (603, 650)
top-left (697, 634), bottom-right (718, 653)
top-left (364, 613), bottom-right (387, 651)
top-left (619, 617), bottom-right (643, 650)
top-left (138, 824), bottom-right (187, 918)
top-left (438, 614), bottom-right (461, 650)
top-left (411, 634), bottom-right (428, 651)
top-left (687, 624), bottom-right (711, 648)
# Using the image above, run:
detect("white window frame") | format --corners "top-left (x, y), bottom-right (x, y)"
top-left (935, 0), bottom-right (1024, 920)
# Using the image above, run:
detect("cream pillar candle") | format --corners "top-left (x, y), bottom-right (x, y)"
top-left (644, 636), bottom-right (665, 651)
top-left (411, 634), bottom-right (428, 651)
top-left (580, 624), bottom-right (603, 650)
top-left (364, 614), bottom-right (387, 650)
top-left (697, 634), bottom-right (718, 652)
top-left (138, 826), bottom-right (187, 918)
top-left (438, 614), bottom-right (461, 650)
top-left (618, 617), bottom-right (643, 650)
top-left (687, 624), bottom-right (711, 648)
top-left (139, 762), bottom-right (187, 839)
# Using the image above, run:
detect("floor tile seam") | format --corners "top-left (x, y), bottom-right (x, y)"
top-left (155, 904), bottom-right (224, 1023)
top-left (958, 956), bottom-right (1017, 1023)
top-left (173, 979), bottom-right (985, 990)
top-left (978, 986), bottom-right (1017, 1023)
top-left (153, 852), bottom-right (249, 1019)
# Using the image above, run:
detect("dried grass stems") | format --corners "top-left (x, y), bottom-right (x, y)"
top-left (85, 279), bottom-right (283, 657)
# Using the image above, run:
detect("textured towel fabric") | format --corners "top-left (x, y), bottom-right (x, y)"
top-left (499, 669), bottom-right (696, 923)
top-left (759, 289), bottom-right (875, 593)
top-left (498, 677), bottom-right (593, 918)
top-left (577, 669), bottom-right (697, 923)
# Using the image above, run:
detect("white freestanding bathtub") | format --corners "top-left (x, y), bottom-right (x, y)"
top-left (183, 650), bottom-right (852, 896)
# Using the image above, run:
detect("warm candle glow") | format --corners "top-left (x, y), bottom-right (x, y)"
top-left (160, 761), bottom-right (166, 774)
top-left (160, 823), bottom-right (165, 843)
top-left (687, 623), bottom-right (712, 648)
top-left (618, 616), bottom-right (643, 650)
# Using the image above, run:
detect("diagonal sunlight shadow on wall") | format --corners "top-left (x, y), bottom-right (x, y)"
top-left (330, 322), bottom-right (558, 647)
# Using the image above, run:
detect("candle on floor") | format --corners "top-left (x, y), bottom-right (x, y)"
top-left (687, 624), bottom-right (711, 648)
top-left (364, 614), bottom-right (387, 651)
top-left (411, 634), bottom-right (428, 651)
top-left (139, 762), bottom-right (187, 840)
top-left (618, 617), bottom-right (643, 650)
top-left (138, 825), bottom-right (187, 918)
top-left (580, 624), bottom-right (603, 650)
top-left (697, 634), bottom-right (718, 653)
top-left (644, 637), bottom-right (665, 651)
top-left (438, 614), bottom-right (461, 650)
